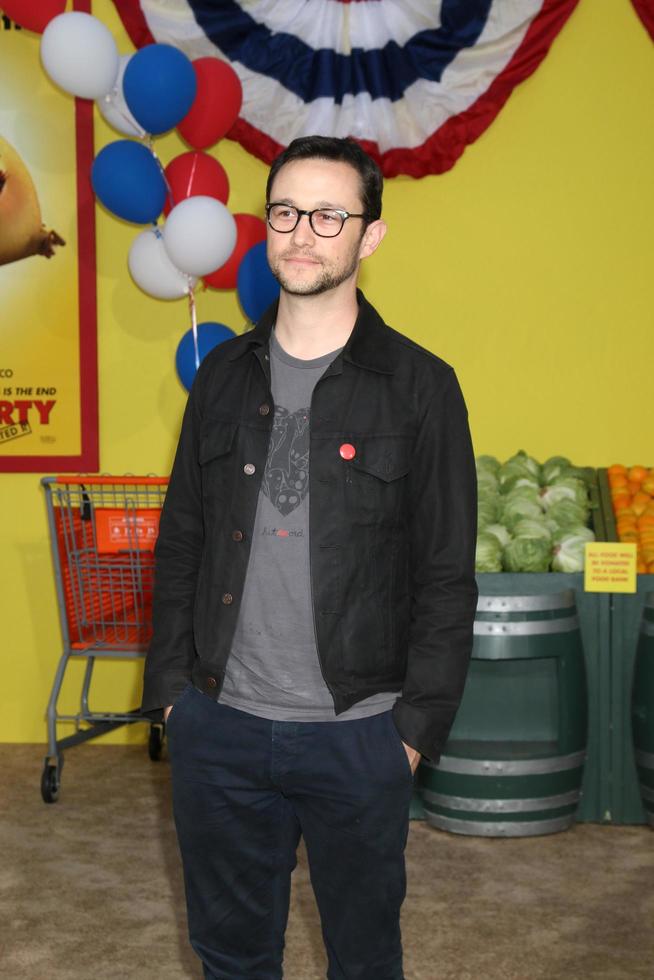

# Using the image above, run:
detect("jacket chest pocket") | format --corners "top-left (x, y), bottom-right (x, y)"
top-left (343, 435), bottom-right (411, 524)
top-left (199, 422), bottom-right (238, 510)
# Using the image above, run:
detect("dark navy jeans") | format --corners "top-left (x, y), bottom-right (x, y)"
top-left (166, 685), bottom-right (414, 979)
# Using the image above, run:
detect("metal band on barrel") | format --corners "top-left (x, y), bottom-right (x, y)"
top-left (474, 616), bottom-right (579, 636)
top-left (424, 749), bottom-right (586, 776)
top-left (476, 592), bottom-right (575, 612)
top-left (421, 788), bottom-right (580, 813)
top-left (423, 813), bottom-right (575, 837)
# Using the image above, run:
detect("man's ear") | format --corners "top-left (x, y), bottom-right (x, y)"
top-left (359, 219), bottom-right (387, 260)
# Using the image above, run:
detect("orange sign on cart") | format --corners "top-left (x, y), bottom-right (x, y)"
top-left (95, 509), bottom-right (161, 552)
top-left (584, 542), bottom-right (637, 593)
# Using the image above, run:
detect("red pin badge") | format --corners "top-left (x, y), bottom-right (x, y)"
top-left (339, 443), bottom-right (356, 460)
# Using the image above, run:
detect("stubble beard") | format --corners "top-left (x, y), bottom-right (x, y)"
top-left (269, 242), bottom-right (361, 297)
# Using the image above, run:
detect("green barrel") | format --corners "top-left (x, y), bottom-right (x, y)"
top-left (632, 594), bottom-right (654, 828)
top-left (418, 590), bottom-right (587, 837)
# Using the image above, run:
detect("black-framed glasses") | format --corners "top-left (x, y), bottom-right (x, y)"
top-left (265, 203), bottom-right (366, 238)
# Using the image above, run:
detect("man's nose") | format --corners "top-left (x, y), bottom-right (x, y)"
top-left (290, 212), bottom-right (315, 246)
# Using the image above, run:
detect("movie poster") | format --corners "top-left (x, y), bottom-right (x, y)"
top-left (0, 4), bottom-right (98, 472)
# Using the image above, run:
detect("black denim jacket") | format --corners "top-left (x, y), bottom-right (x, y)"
top-left (142, 291), bottom-right (478, 761)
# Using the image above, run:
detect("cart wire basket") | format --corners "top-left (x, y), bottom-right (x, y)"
top-left (41, 475), bottom-right (168, 802)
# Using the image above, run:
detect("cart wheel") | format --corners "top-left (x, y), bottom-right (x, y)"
top-left (148, 723), bottom-right (165, 761)
top-left (41, 763), bottom-right (60, 804)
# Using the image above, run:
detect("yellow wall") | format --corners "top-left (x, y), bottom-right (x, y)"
top-left (1, 0), bottom-right (653, 743)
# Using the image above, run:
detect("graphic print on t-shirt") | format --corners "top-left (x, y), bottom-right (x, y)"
top-left (261, 406), bottom-right (310, 516)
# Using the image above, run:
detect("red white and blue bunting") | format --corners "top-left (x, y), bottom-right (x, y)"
top-left (631, 0), bottom-right (654, 41)
top-left (113, 0), bottom-right (579, 177)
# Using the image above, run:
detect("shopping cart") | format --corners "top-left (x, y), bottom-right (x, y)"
top-left (41, 475), bottom-right (168, 803)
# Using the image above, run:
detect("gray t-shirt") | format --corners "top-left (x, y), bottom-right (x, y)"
top-left (218, 331), bottom-right (399, 721)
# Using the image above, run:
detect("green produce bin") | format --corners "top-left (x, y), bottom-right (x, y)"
top-left (597, 468), bottom-right (654, 824)
top-left (609, 582), bottom-right (654, 824)
top-left (632, 595), bottom-right (654, 827)
top-left (412, 574), bottom-right (610, 826)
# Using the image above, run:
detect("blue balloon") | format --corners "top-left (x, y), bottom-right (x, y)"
top-left (91, 140), bottom-right (167, 223)
top-left (236, 241), bottom-right (280, 323)
top-left (123, 44), bottom-right (197, 136)
top-left (176, 321), bottom-right (236, 392)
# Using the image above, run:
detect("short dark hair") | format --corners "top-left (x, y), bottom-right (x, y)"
top-left (266, 135), bottom-right (383, 224)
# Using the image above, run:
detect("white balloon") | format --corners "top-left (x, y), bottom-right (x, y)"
top-left (41, 12), bottom-right (119, 100)
top-left (128, 227), bottom-right (197, 300)
top-left (163, 197), bottom-right (237, 278)
top-left (96, 54), bottom-right (146, 139)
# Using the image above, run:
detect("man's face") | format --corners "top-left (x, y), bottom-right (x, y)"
top-left (266, 158), bottom-right (369, 297)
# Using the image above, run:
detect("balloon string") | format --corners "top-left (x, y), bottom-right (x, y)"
top-left (186, 153), bottom-right (198, 201)
top-left (188, 286), bottom-right (200, 370)
top-left (146, 136), bottom-right (174, 210)
top-left (112, 101), bottom-right (146, 140)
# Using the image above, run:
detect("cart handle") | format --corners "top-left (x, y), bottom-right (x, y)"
top-left (50, 476), bottom-right (169, 486)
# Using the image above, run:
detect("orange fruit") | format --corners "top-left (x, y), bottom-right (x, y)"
top-left (615, 524), bottom-right (638, 537)
top-left (608, 464), bottom-right (627, 477)
top-left (638, 514), bottom-right (654, 529)
top-left (642, 476), bottom-right (654, 496)
top-left (629, 465), bottom-right (648, 483)
top-left (612, 494), bottom-right (633, 512)
top-left (619, 530), bottom-right (638, 543)
top-left (648, 561), bottom-right (654, 575)
top-left (628, 479), bottom-right (643, 495)
top-left (609, 474), bottom-right (629, 490)
top-left (616, 515), bottom-right (637, 528)
top-left (632, 492), bottom-right (652, 516)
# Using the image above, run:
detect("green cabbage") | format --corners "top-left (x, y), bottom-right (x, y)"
top-left (476, 455), bottom-right (501, 475)
top-left (502, 536), bottom-right (552, 573)
top-left (477, 471), bottom-right (500, 496)
top-left (552, 525), bottom-right (595, 547)
top-left (511, 519), bottom-right (552, 542)
top-left (478, 496), bottom-right (501, 529)
top-left (541, 456), bottom-right (572, 485)
top-left (500, 493), bottom-right (545, 530)
top-left (540, 477), bottom-right (588, 511)
top-left (551, 529), bottom-right (596, 572)
top-left (500, 474), bottom-right (541, 495)
top-left (498, 450), bottom-right (541, 489)
top-left (562, 465), bottom-right (594, 487)
top-left (475, 532), bottom-right (503, 572)
top-left (485, 523), bottom-right (512, 548)
top-left (547, 498), bottom-right (590, 529)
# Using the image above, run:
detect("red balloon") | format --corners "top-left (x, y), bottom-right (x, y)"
top-left (2, 0), bottom-right (66, 32)
top-left (178, 58), bottom-right (243, 150)
top-left (163, 151), bottom-right (229, 217)
top-left (204, 213), bottom-right (267, 290)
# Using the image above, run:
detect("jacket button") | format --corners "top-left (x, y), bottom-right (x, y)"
top-left (258, 403), bottom-right (270, 416)
top-left (207, 676), bottom-right (217, 688)
top-left (232, 530), bottom-right (243, 541)
top-left (222, 592), bottom-right (233, 605)
top-left (243, 463), bottom-right (256, 475)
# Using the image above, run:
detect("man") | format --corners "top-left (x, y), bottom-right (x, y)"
top-left (143, 135), bottom-right (478, 980)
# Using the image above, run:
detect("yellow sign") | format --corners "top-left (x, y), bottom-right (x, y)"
top-left (0, 6), bottom-right (98, 472)
top-left (584, 542), bottom-right (637, 593)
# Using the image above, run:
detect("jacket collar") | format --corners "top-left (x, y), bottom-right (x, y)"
top-left (225, 289), bottom-right (396, 375)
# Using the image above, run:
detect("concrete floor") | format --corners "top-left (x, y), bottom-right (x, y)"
top-left (1, 743), bottom-right (652, 980)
